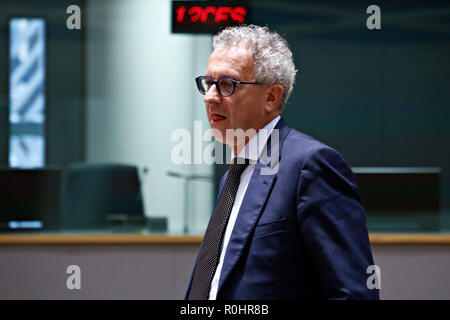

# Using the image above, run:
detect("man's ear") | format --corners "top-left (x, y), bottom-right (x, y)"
top-left (264, 84), bottom-right (284, 113)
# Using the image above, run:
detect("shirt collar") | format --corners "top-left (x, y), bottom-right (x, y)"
top-left (230, 115), bottom-right (281, 164)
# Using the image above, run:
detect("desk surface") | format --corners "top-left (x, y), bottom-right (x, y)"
top-left (0, 233), bottom-right (450, 245)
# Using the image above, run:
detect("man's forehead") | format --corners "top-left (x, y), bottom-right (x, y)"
top-left (206, 47), bottom-right (254, 78)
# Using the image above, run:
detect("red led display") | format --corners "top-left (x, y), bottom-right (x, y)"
top-left (172, 1), bottom-right (250, 34)
top-left (176, 6), bottom-right (247, 23)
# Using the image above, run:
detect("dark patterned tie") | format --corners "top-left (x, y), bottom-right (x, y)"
top-left (187, 157), bottom-right (249, 300)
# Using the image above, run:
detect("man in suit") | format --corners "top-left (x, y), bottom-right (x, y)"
top-left (186, 25), bottom-right (379, 300)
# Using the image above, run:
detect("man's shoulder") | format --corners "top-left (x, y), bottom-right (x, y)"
top-left (281, 124), bottom-right (337, 160)
top-left (279, 123), bottom-right (356, 188)
top-left (276, 121), bottom-right (353, 177)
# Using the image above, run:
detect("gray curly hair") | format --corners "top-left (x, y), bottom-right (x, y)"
top-left (213, 25), bottom-right (297, 111)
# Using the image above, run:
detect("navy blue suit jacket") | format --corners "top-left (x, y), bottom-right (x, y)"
top-left (186, 117), bottom-right (379, 300)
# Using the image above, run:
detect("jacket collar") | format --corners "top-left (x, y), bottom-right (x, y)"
top-left (230, 115), bottom-right (281, 163)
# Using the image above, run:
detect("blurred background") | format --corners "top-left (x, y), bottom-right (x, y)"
top-left (1, 0), bottom-right (449, 234)
top-left (0, 0), bottom-right (449, 299)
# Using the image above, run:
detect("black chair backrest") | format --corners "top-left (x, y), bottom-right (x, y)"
top-left (61, 163), bottom-right (144, 229)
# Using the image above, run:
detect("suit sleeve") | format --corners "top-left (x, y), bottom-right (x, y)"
top-left (297, 146), bottom-right (379, 300)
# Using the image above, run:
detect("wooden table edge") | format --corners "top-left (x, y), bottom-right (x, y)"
top-left (0, 233), bottom-right (450, 245)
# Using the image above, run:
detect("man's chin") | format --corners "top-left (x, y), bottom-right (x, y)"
top-left (210, 127), bottom-right (226, 144)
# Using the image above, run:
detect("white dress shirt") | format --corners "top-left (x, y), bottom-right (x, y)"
top-left (208, 115), bottom-right (280, 300)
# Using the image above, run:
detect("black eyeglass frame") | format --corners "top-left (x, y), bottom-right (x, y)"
top-left (195, 76), bottom-right (260, 97)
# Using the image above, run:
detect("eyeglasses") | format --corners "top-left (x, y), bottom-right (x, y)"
top-left (195, 76), bottom-right (260, 97)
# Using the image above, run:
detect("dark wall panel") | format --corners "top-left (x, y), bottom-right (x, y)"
top-left (244, 0), bottom-right (450, 210)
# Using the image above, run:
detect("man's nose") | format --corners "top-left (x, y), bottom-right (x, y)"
top-left (204, 84), bottom-right (221, 104)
